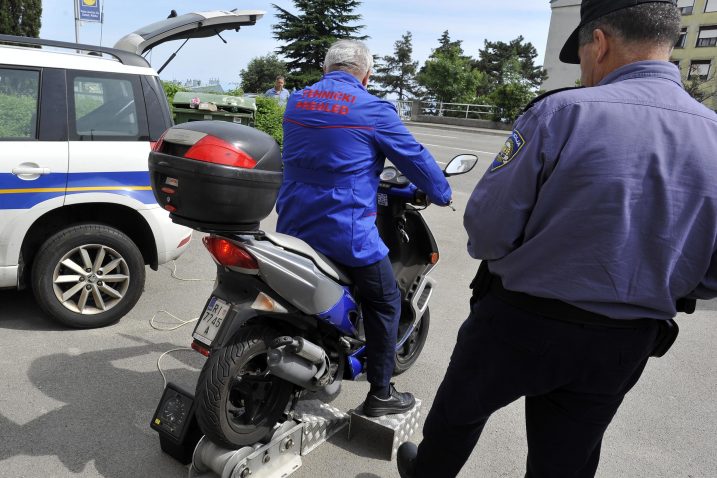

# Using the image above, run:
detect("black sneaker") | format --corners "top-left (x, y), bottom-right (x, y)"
top-left (362, 383), bottom-right (416, 417)
top-left (397, 442), bottom-right (418, 478)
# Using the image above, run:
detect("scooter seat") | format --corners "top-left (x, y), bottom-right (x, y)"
top-left (263, 232), bottom-right (352, 285)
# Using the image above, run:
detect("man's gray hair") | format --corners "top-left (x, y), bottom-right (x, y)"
top-left (324, 40), bottom-right (374, 78)
top-left (578, 3), bottom-right (681, 49)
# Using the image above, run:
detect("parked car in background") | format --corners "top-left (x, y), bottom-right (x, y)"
top-left (0, 9), bottom-right (265, 328)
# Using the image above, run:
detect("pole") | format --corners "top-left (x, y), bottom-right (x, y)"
top-left (99, 0), bottom-right (105, 46)
top-left (73, 0), bottom-right (80, 44)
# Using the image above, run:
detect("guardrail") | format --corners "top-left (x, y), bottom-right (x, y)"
top-left (395, 100), bottom-right (496, 121)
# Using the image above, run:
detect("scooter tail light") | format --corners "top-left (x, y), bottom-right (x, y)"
top-left (429, 252), bottom-right (439, 264)
top-left (202, 236), bottom-right (259, 270)
top-left (191, 341), bottom-right (210, 357)
top-left (184, 135), bottom-right (257, 169)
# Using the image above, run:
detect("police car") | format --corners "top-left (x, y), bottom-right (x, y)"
top-left (0, 10), bottom-right (264, 328)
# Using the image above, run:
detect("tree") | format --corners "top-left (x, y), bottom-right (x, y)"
top-left (240, 54), bottom-right (288, 94)
top-left (474, 36), bottom-right (547, 96)
top-left (683, 67), bottom-right (717, 106)
top-left (373, 32), bottom-right (419, 100)
top-left (272, 0), bottom-right (367, 88)
top-left (486, 55), bottom-right (536, 123)
top-left (0, 0), bottom-right (42, 37)
top-left (416, 31), bottom-right (484, 104)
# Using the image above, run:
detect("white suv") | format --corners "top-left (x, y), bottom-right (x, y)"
top-left (0, 10), bottom-right (264, 328)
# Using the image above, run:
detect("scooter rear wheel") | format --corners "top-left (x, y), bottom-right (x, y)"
top-left (195, 325), bottom-right (294, 448)
top-left (394, 308), bottom-right (430, 375)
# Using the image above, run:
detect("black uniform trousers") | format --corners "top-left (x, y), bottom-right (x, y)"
top-left (342, 255), bottom-right (402, 389)
top-left (414, 291), bottom-right (660, 478)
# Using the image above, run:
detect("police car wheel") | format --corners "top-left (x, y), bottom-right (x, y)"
top-left (394, 308), bottom-right (430, 375)
top-left (31, 224), bottom-right (145, 329)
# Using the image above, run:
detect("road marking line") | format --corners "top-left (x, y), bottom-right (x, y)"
top-left (423, 143), bottom-right (498, 155)
top-left (412, 132), bottom-right (457, 139)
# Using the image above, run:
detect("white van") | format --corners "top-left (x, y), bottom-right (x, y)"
top-left (0, 10), bottom-right (264, 328)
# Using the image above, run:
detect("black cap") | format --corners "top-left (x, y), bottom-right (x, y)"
top-left (559, 0), bottom-right (678, 64)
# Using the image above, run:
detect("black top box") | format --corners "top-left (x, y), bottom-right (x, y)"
top-left (149, 121), bottom-right (283, 232)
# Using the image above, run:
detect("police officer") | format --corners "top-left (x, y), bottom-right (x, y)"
top-left (276, 40), bottom-right (452, 416)
top-left (397, 1), bottom-right (717, 477)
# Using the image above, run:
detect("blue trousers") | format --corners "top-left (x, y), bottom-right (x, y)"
top-left (415, 291), bottom-right (659, 478)
top-left (342, 255), bottom-right (401, 389)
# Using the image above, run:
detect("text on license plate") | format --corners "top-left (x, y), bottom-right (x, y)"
top-left (194, 297), bottom-right (230, 346)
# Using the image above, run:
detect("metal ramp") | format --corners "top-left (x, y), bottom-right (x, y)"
top-left (188, 400), bottom-right (349, 478)
top-left (188, 398), bottom-right (423, 477)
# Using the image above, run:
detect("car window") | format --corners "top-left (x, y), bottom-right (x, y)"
top-left (73, 75), bottom-right (139, 138)
top-left (0, 68), bottom-right (40, 140)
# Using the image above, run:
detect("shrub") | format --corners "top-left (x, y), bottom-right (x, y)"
top-left (254, 96), bottom-right (285, 147)
top-left (0, 94), bottom-right (37, 138)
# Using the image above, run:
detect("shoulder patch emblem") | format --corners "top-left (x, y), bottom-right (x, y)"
top-left (491, 130), bottom-right (526, 172)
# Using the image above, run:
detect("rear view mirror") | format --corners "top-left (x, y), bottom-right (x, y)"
top-left (444, 154), bottom-right (478, 177)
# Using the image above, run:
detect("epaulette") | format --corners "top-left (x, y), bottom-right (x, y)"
top-left (523, 86), bottom-right (584, 113)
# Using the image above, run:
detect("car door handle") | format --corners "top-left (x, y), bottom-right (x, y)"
top-left (12, 167), bottom-right (51, 176)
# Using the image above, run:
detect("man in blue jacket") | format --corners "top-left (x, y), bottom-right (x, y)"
top-left (398, 0), bottom-right (717, 477)
top-left (276, 39), bottom-right (452, 416)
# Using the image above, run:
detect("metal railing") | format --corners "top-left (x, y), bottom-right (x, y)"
top-left (395, 99), bottom-right (413, 121)
top-left (394, 100), bottom-right (496, 121)
top-left (420, 101), bottom-right (495, 120)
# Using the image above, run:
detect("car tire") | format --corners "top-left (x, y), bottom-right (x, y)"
top-left (31, 224), bottom-right (145, 328)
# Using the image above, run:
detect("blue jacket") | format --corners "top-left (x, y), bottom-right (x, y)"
top-left (276, 71), bottom-right (452, 267)
top-left (464, 61), bottom-right (717, 320)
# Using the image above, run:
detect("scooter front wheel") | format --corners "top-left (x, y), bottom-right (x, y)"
top-left (195, 325), bottom-right (294, 448)
top-left (394, 308), bottom-right (431, 375)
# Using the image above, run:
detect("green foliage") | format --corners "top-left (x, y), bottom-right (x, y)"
top-left (416, 31), bottom-right (484, 104)
top-left (0, 93), bottom-right (36, 137)
top-left (225, 88), bottom-right (245, 97)
top-left (272, 0), bottom-right (368, 88)
top-left (0, 0), bottom-right (42, 37)
top-left (74, 96), bottom-right (103, 118)
top-left (254, 96), bottom-right (285, 147)
top-left (486, 56), bottom-right (535, 123)
top-left (373, 32), bottom-right (418, 100)
top-left (240, 54), bottom-right (287, 94)
top-left (161, 81), bottom-right (188, 115)
top-left (683, 69), bottom-right (717, 105)
top-left (474, 36), bottom-right (546, 96)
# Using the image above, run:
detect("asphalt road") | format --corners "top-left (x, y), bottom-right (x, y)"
top-left (0, 124), bottom-right (715, 478)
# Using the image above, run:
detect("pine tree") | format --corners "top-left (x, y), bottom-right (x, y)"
top-left (474, 36), bottom-right (547, 95)
top-left (373, 31), bottom-right (418, 100)
top-left (272, 0), bottom-right (368, 88)
top-left (0, 0), bottom-right (42, 37)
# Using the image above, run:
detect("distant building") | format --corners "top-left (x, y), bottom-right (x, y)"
top-left (543, 0), bottom-right (717, 108)
top-left (183, 77), bottom-right (224, 93)
top-left (543, 0), bottom-right (581, 91)
top-left (672, 0), bottom-right (717, 108)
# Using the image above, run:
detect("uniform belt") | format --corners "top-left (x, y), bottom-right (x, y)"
top-left (486, 273), bottom-right (656, 330)
top-left (283, 165), bottom-right (356, 188)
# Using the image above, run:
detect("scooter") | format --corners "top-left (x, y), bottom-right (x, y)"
top-left (188, 154), bottom-right (477, 448)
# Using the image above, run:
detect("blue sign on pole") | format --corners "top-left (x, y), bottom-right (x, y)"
top-left (78, 0), bottom-right (101, 23)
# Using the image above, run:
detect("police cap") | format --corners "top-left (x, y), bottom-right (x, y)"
top-left (559, 0), bottom-right (678, 64)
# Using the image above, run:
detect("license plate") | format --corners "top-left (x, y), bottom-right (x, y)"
top-left (193, 296), bottom-right (230, 346)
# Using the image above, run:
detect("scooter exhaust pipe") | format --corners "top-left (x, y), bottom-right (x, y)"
top-left (267, 336), bottom-right (332, 392)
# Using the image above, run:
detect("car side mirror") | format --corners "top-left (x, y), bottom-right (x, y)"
top-left (444, 154), bottom-right (478, 177)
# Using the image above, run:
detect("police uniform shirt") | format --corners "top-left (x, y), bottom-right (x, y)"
top-left (464, 61), bottom-right (717, 320)
top-left (277, 71), bottom-right (452, 267)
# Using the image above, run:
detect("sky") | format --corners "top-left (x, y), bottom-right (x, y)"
top-left (40, 1), bottom-right (553, 90)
